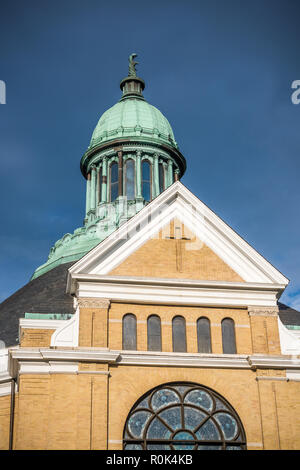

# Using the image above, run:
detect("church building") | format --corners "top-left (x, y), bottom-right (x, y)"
top-left (0, 55), bottom-right (300, 450)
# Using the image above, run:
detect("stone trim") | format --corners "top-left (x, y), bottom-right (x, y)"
top-left (248, 306), bottom-right (279, 317)
top-left (78, 298), bottom-right (110, 309)
top-left (9, 348), bottom-right (300, 374)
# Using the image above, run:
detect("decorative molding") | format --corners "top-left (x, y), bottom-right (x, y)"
top-left (255, 376), bottom-right (287, 381)
top-left (77, 370), bottom-right (110, 375)
top-left (78, 298), bottom-right (110, 309)
top-left (277, 317), bottom-right (300, 355)
top-left (10, 348), bottom-right (120, 364)
top-left (75, 278), bottom-right (280, 308)
top-left (116, 351), bottom-right (250, 369)
top-left (248, 354), bottom-right (300, 370)
top-left (50, 307), bottom-right (79, 348)
top-left (0, 381), bottom-right (12, 396)
top-left (286, 369), bottom-right (300, 381)
top-left (248, 306), bottom-right (279, 317)
top-left (9, 348), bottom-right (300, 375)
top-left (19, 319), bottom-right (68, 330)
top-left (18, 361), bottom-right (79, 375)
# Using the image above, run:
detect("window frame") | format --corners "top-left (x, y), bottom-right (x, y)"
top-left (110, 161), bottom-right (119, 202)
top-left (221, 318), bottom-right (237, 354)
top-left (122, 313), bottom-right (137, 351)
top-left (172, 315), bottom-right (187, 353)
top-left (197, 317), bottom-right (212, 353)
top-left (147, 315), bottom-right (162, 352)
top-left (141, 159), bottom-right (152, 202)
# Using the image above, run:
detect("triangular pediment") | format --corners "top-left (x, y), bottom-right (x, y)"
top-left (108, 218), bottom-right (244, 282)
top-left (67, 182), bottom-right (289, 291)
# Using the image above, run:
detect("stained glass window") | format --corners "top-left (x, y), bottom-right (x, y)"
top-left (122, 314), bottom-right (137, 350)
top-left (123, 382), bottom-right (246, 450)
top-left (172, 316), bottom-right (187, 352)
top-left (197, 317), bottom-right (212, 353)
top-left (142, 160), bottom-right (151, 201)
top-left (125, 159), bottom-right (135, 200)
top-left (147, 315), bottom-right (162, 351)
top-left (110, 162), bottom-right (119, 202)
top-left (221, 318), bottom-right (237, 354)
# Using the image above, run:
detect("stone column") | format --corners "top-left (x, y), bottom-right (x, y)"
top-left (167, 159), bottom-right (173, 187)
top-left (101, 157), bottom-right (108, 203)
top-left (118, 151), bottom-right (123, 197)
top-left (136, 150), bottom-right (142, 198)
top-left (174, 169), bottom-right (180, 181)
top-left (85, 172), bottom-right (91, 217)
top-left (90, 165), bottom-right (97, 211)
top-left (153, 153), bottom-right (160, 197)
top-left (163, 162), bottom-right (168, 190)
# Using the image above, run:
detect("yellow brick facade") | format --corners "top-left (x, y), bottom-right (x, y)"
top-left (0, 221), bottom-right (299, 450)
top-left (110, 219), bottom-right (244, 282)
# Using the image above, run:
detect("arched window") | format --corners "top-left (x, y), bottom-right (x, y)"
top-left (123, 381), bottom-right (247, 450)
top-left (197, 317), bottom-right (212, 353)
top-left (110, 162), bottom-right (118, 202)
top-left (159, 162), bottom-right (165, 193)
top-left (147, 315), bottom-right (162, 351)
top-left (172, 316), bottom-right (187, 352)
top-left (142, 160), bottom-right (151, 201)
top-left (221, 318), bottom-right (236, 354)
top-left (125, 159), bottom-right (135, 200)
top-left (122, 314), bottom-right (137, 350)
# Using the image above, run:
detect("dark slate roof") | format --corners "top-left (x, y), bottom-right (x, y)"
top-left (278, 302), bottom-right (300, 327)
top-left (0, 262), bottom-right (75, 348)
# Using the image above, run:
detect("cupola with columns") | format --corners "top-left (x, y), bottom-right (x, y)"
top-left (31, 54), bottom-right (186, 279)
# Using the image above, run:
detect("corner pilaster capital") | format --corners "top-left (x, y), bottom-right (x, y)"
top-left (77, 298), bottom-right (111, 309)
top-left (248, 306), bottom-right (279, 317)
top-left (136, 150), bottom-right (142, 158)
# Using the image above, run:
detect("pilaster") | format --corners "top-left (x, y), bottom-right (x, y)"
top-left (153, 153), bottom-right (160, 197)
top-left (85, 173), bottom-right (91, 218)
top-left (78, 298), bottom-right (111, 348)
top-left (90, 165), bottom-right (97, 211)
top-left (136, 150), bottom-right (142, 199)
top-left (248, 306), bottom-right (281, 355)
top-left (101, 157), bottom-right (108, 203)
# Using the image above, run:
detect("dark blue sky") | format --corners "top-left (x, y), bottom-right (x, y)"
top-left (1, 0), bottom-right (300, 309)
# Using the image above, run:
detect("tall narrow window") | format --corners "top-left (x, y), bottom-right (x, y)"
top-left (147, 315), bottom-right (162, 351)
top-left (98, 166), bottom-right (102, 203)
top-left (110, 162), bottom-right (118, 202)
top-left (221, 318), bottom-right (236, 354)
top-left (122, 314), bottom-right (137, 350)
top-left (125, 159), bottom-right (135, 200)
top-left (197, 317), bottom-right (212, 353)
top-left (142, 160), bottom-right (151, 201)
top-left (159, 162), bottom-right (165, 193)
top-left (172, 316), bottom-right (187, 352)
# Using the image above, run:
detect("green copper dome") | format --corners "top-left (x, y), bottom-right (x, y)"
top-left (88, 98), bottom-right (178, 151)
top-left (32, 54), bottom-right (186, 281)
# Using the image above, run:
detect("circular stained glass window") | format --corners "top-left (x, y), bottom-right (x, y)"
top-left (123, 382), bottom-right (246, 450)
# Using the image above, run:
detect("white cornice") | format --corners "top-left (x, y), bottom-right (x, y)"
top-left (75, 279), bottom-right (281, 308)
top-left (8, 348), bottom-right (300, 374)
top-left (19, 319), bottom-right (68, 330)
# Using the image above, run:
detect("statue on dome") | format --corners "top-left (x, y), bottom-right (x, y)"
top-left (128, 53), bottom-right (138, 77)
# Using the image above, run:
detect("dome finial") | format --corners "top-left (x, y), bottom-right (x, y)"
top-left (128, 53), bottom-right (138, 77)
top-left (120, 53), bottom-right (145, 101)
